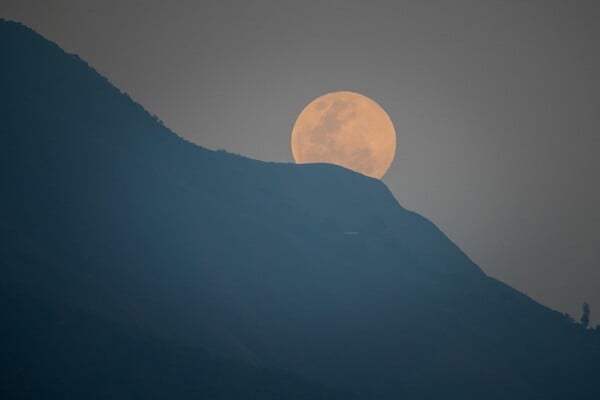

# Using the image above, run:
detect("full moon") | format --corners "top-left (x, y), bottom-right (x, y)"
top-left (291, 91), bottom-right (396, 179)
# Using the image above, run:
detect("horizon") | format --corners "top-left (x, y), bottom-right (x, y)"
top-left (2, 6), bottom-right (600, 399)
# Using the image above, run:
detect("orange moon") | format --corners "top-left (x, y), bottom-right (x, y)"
top-left (291, 91), bottom-right (396, 179)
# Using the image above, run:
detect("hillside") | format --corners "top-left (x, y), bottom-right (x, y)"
top-left (1, 19), bottom-right (599, 399)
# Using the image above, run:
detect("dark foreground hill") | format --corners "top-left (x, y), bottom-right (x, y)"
top-left (1, 19), bottom-right (599, 399)
top-left (1, 273), bottom-right (352, 400)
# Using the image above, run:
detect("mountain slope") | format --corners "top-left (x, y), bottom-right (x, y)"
top-left (1, 19), bottom-right (599, 399)
top-left (0, 20), bottom-right (354, 400)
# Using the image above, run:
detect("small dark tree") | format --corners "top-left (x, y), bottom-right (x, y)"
top-left (580, 302), bottom-right (590, 328)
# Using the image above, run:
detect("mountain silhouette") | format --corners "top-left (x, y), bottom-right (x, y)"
top-left (1, 19), bottom-right (599, 399)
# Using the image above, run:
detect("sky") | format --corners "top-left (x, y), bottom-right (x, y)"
top-left (2, 0), bottom-right (600, 324)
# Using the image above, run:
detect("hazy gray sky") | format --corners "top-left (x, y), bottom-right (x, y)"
top-left (2, 0), bottom-right (600, 324)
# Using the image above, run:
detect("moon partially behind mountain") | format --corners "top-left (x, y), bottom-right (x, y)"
top-left (291, 91), bottom-right (396, 179)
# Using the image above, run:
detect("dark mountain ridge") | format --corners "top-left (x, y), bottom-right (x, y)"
top-left (2, 19), bottom-right (599, 399)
